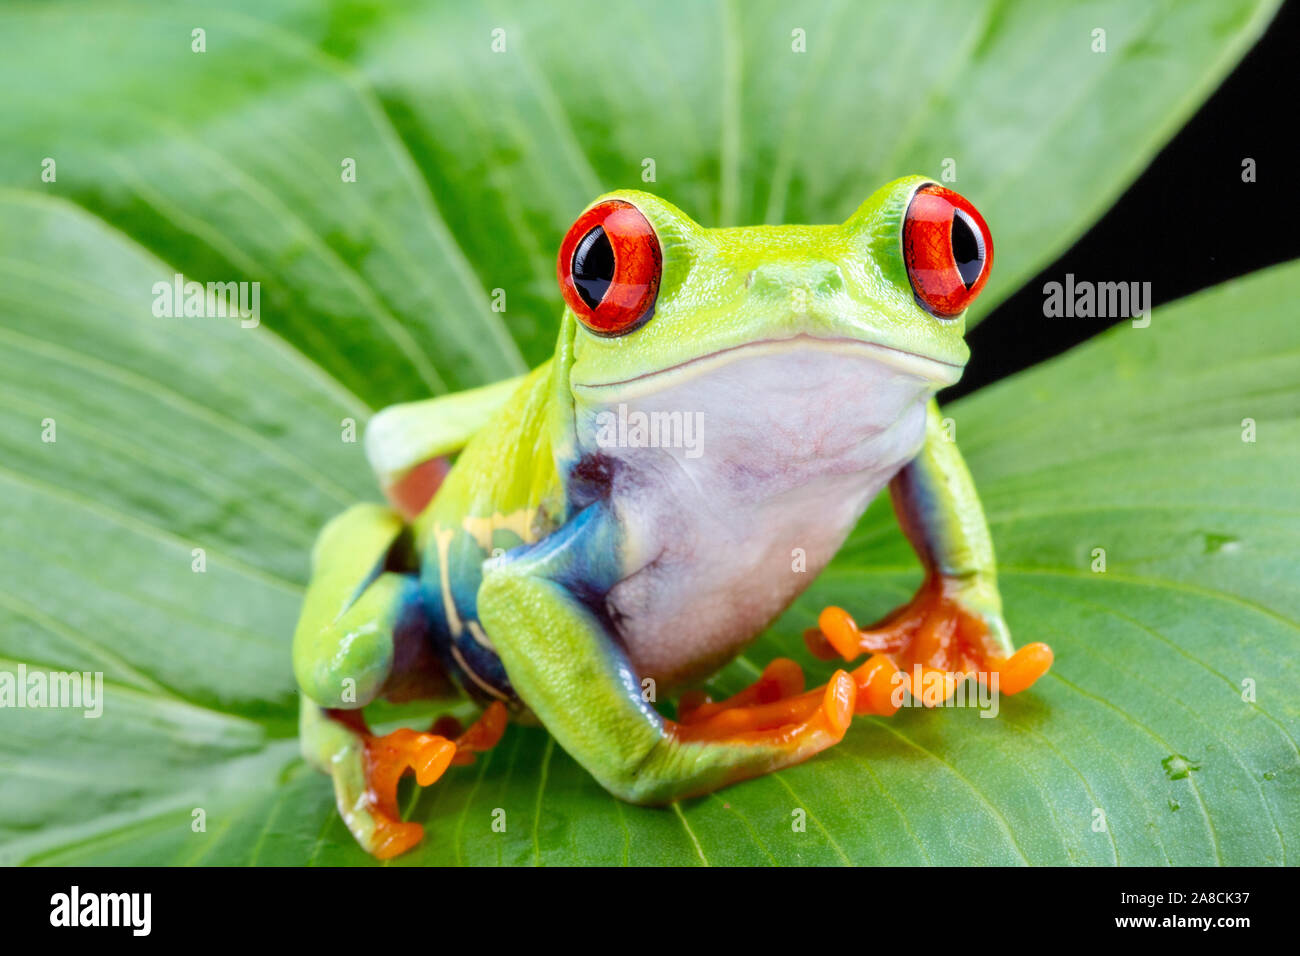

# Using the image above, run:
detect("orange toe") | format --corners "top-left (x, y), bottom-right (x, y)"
top-left (456, 701), bottom-right (509, 753)
top-left (822, 670), bottom-right (856, 734)
top-left (410, 734), bottom-right (456, 787)
top-left (677, 687), bottom-right (822, 740)
top-left (991, 642), bottom-right (1054, 695)
top-left (364, 728), bottom-right (456, 818)
top-left (851, 653), bottom-right (901, 716)
top-left (359, 729), bottom-right (454, 859)
top-left (902, 665), bottom-right (968, 707)
top-left (817, 606), bottom-right (862, 661)
top-left (371, 819), bottom-right (426, 860)
top-left (678, 658), bottom-right (806, 724)
top-left (757, 658), bottom-right (807, 703)
top-left (674, 670), bottom-right (854, 743)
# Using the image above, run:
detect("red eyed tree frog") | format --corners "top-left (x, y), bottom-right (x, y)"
top-left (292, 176), bottom-right (1054, 859)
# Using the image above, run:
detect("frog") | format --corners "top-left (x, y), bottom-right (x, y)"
top-left (292, 175), bottom-right (1054, 859)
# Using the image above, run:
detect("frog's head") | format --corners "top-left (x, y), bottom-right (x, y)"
top-left (558, 176), bottom-right (993, 402)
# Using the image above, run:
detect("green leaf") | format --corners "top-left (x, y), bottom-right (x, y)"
top-left (0, 2), bottom-right (530, 408)
top-left (0, 0), bottom-right (1293, 865)
top-left (2, 183), bottom-right (1295, 862)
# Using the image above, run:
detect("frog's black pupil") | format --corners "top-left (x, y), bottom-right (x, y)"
top-left (572, 226), bottom-right (615, 309)
top-left (951, 209), bottom-right (984, 289)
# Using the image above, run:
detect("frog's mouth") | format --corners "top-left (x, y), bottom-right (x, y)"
top-left (573, 334), bottom-right (963, 398)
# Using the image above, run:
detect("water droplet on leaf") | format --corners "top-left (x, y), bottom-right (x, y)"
top-left (1162, 753), bottom-right (1201, 780)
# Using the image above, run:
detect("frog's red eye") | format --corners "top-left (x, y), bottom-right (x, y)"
top-left (558, 200), bottom-right (661, 336)
top-left (903, 184), bottom-right (993, 318)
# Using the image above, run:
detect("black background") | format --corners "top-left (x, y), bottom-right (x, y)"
top-left (3, 865), bottom-right (1289, 940)
top-left (949, 1), bottom-right (1299, 401)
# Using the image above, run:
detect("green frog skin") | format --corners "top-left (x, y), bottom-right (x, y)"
top-left (291, 176), bottom-right (1054, 859)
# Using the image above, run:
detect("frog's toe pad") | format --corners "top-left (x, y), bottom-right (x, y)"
top-left (850, 653), bottom-right (902, 716)
top-left (370, 818), bottom-right (427, 861)
top-left (363, 728), bottom-right (456, 818)
top-left (989, 642), bottom-right (1054, 695)
top-left (892, 642), bottom-right (1053, 704)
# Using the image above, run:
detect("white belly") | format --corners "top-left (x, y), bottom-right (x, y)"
top-left (573, 339), bottom-right (937, 690)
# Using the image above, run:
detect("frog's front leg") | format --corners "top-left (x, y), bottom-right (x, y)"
top-left (478, 504), bottom-right (866, 804)
top-left (294, 504), bottom-right (506, 858)
top-left (806, 400), bottom-right (1053, 702)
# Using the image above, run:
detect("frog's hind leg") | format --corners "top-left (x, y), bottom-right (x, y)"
top-left (294, 503), bottom-right (505, 859)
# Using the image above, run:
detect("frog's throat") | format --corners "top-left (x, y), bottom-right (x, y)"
top-left (571, 334), bottom-right (963, 400)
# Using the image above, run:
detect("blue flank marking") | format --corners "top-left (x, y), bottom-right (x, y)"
top-left (417, 502), bottom-right (627, 710)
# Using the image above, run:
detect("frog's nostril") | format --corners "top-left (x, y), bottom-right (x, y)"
top-left (748, 261), bottom-right (843, 294)
top-left (812, 262), bottom-right (844, 292)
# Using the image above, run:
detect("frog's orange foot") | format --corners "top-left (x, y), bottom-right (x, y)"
top-left (350, 703), bottom-right (509, 859)
top-left (672, 669), bottom-right (855, 754)
top-left (677, 658), bottom-right (806, 725)
top-left (677, 650), bottom-right (903, 733)
top-left (803, 574), bottom-right (1053, 704)
top-left (362, 727), bottom-right (457, 859)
